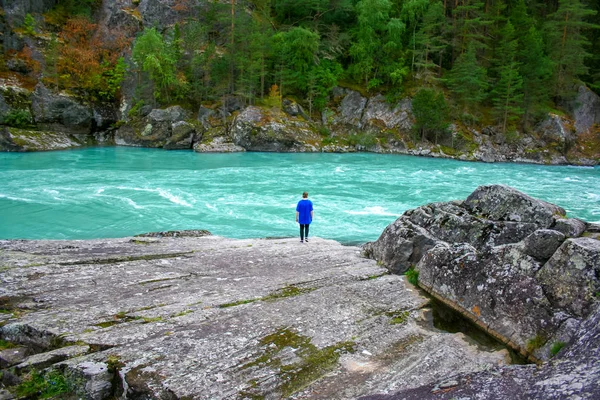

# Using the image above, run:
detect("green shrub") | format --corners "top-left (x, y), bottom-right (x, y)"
top-left (347, 132), bottom-right (377, 148)
top-left (318, 125), bottom-right (330, 137)
top-left (404, 266), bottom-right (419, 286)
top-left (3, 109), bottom-right (33, 128)
top-left (550, 341), bottom-right (566, 357)
top-left (128, 100), bottom-right (145, 118)
top-left (23, 13), bottom-right (37, 36)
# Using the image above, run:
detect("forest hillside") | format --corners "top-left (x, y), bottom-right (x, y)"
top-left (1, 0), bottom-right (599, 162)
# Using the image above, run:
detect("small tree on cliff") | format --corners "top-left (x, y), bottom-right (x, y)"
top-left (412, 88), bottom-right (449, 144)
top-left (132, 28), bottom-right (178, 105)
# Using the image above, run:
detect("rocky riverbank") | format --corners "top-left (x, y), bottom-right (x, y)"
top-left (1, 82), bottom-right (599, 166)
top-left (1, 186), bottom-right (599, 399)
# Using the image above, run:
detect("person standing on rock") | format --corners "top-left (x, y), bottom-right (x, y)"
top-left (296, 192), bottom-right (314, 243)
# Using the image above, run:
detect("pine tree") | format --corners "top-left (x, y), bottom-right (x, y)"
top-left (272, 27), bottom-right (320, 96)
top-left (546, 0), bottom-right (599, 99)
top-left (518, 26), bottom-right (552, 129)
top-left (446, 42), bottom-right (488, 112)
top-left (490, 21), bottom-right (523, 135)
top-left (452, 0), bottom-right (489, 56)
top-left (413, 1), bottom-right (449, 86)
top-left (349, 0), bottom-right (398, 89)
top-left (412, 88), bottom-right (449, 143)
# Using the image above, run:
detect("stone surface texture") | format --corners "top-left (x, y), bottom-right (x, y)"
top-left (115, 106), bottom-right (200, 149)
top-left (1, 235), bottom-right (508, 399)
top-left (364, 184), bottom-right (600, 362)
top-left (360, 302), bottom-right (600, 400)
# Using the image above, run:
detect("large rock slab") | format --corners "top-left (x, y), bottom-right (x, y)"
top-left (0, 235), bottom-right (507, 399)
top-left (0, 126), bottom-right (83, 151)
top-left (360, 302), bottom-right (600, 400)
top-left (364, 185), bottom-right (599, 361)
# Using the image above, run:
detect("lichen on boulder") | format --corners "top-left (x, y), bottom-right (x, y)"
top-left (364, 184), bottom-right (599, 361)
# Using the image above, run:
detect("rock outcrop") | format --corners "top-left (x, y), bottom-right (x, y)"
top-left (364, 185), bottom-right (600, 362)
top-left (0, 235), bottom-right (510, 399)
top-left (115, 105), bottom-right (201, 149)
top-left (231, 106), bottom-right (320, 152)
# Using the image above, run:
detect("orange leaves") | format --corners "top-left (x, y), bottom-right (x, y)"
top-left (173, 0), bottom-right (191, 12)
top-left (53, 16), bottom-right (131, 100)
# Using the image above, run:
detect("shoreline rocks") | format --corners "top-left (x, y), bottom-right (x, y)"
top-left (1, 82), bottom-right (598, 165)
top-left (364, 185), bottom-right (600, 363)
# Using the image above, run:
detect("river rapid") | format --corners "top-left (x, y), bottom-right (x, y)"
top-left (1, 148), bottom-right (598, 244)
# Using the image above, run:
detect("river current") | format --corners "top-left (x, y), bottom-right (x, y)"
top-left (1, 148), bottom-right (598, 244)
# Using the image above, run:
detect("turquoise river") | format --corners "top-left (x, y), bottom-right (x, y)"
top-left (1, 148), bottom-right (599, 244)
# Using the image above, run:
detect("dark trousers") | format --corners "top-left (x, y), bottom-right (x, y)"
top-left (300, 224), bottom-right (310, 240)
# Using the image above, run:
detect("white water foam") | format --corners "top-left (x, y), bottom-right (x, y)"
top-left (0, 193), bottom-right (34, 203)
top-left (157, 188), bottom-right (192, 207)
top-left (344, 206), bottom-right (400, 217)
top-left (108, 186), bottom-right (193, 208)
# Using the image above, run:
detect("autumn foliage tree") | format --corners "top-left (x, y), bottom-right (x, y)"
top-left (51, 16), bottom-right (129, 102)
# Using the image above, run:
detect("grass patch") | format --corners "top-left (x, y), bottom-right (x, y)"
top-left (526, 334), bottom-right (546, 353)
top-left (404, 266), bottom-right (419, 286)
top-left (386, 310), bottom-right (410, 325)
top-left (550, 341), bottom-right (566, 357)
top-left (0, 339), bottom-right (17, 350)
top-left (172, 310), bottom-right (193, 317)
top-left (241, 328), bottom-right (355, 397)
top-left (16, 369), bottom-right (74, 399)
top-left (263, 286), bottom-right (315, 302)
top-left (362, 272), bottom-right (389, 281)
top-left (219, 285), bottom-right (315, 308)
top-left (219, 298), bottom-right (258, 308)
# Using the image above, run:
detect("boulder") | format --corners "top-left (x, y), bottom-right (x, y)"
top-left (534, 113), bottom-right (573, 152)
top-left (522, 229), bottom-right (566, 260)
top-left (60, 361), bottom-right (114, 400)
top-left (115, 106), bottom-right (197, 149)
top-left (536, 238), bottom-right (600, 317)
top-left (572, 85), bottom-right (600, 134)
top-left (31, 84), bottom-right (92, 136)
top-left (335, 90), bottom-right (367, 127)
top-left (0, 347), bottom-right (32, 368)
top-left (197, 106), bottom-right (217, 129)
top-left (282, 98), bottom-right (309, 119)
top-left (164, 121), bottom-right (198, 149)
top-left (361, 95), bottom-right (413, 131)
top-left (194, 136), bottom-right (245, 153)
top-left (364, 185), bottom-right (599, 360)
top-left (231, 106), bottom-right (320, 152)
top-left (0, 126), bottom-right (82, 151)
top-left (463, 184), bottom-right (565, 226)
top-left (553, 217), bottom-right (587, 237)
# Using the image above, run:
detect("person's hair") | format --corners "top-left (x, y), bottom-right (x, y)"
top-left (302, 192), bottom-right (308, 198)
